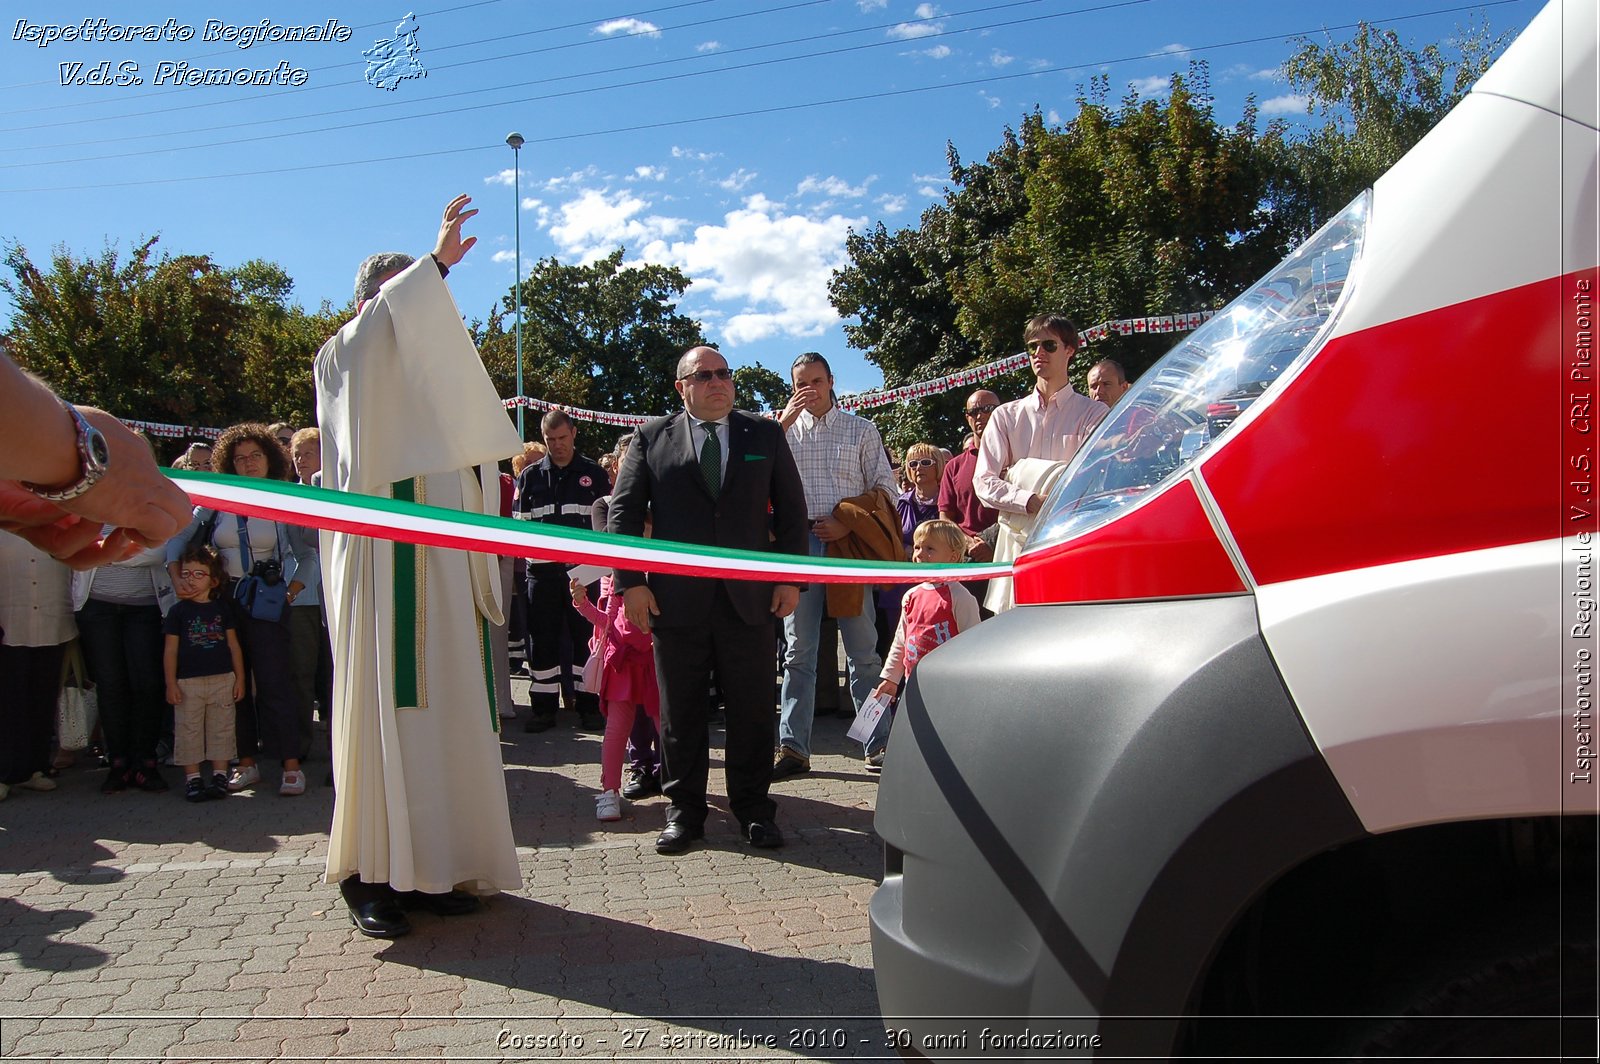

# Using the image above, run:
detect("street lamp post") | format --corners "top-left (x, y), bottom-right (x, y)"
top-left (506, 131), bottom-right (525, 440)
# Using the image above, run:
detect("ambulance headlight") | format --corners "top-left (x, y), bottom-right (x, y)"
top-left (1029, 191), bottom-right (1371, 552)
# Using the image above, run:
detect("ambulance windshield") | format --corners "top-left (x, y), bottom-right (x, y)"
top-left (1028, 191), bottom-right (1370, 553)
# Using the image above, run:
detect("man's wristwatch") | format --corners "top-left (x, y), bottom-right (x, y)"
top-left (23, 402), bottom-right (110, 502)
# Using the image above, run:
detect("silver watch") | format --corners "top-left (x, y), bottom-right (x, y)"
top-left (23, 402), bottom-right (110, 502)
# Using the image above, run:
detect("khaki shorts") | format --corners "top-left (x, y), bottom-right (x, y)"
top-left (173, 673), bottom-right (237, 767)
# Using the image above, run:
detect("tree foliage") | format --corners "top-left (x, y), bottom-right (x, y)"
top-left (473, 248), bottom-right (706, 454)
top-left (1276, 17), bottom-right (1511, 233)
top-left (1, 237), bottom-right (346, 453)
top-left (830, 21), bottom-right (1510, 454)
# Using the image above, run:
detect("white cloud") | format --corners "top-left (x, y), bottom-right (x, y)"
top-left (1027, 57), bottom-right (1050, 70)
top-left (672, 145), bottom-right (718, 162)
top-left (1157, 42), bottom-right (1187, 55)
top-left (913, 171), bottom-right (946, 198)
top-left (917, 44), bottom-right (952, 59)
top-left (1129, 74), bottom-right (1171, 97)
top-left (545, 165), bottom-right (601, 190)
top-left (888, 4), bottom-right (942, 39)
top-left (491, 249), bottom-right (517, 264)
top-left (979, 90), bottom-right (1001, 108)
top-left (796, 174), bottom-right (870, 199)
top-left (1046, 108), bottom-right (1063, 125)
top-left (545, 188), bottom-right (685, 262)
top-left (719, 167), bottom-right (758, 191)
top-left (1260, 93), bottom-right (1311, 115)
top-left (634, 197), bottom-right (866, 345)
top-left (595, 17), bottom-right (660, 37)
top-left (857, 0), bottom-right (888, 9)
top-left (631, 165), bottom-right (666, 182)
top-left (990, 49), bottom-right (1014, 67)
top-left (485, 167), bottom-right (517, 187)
top-left (1249, 67), bottom-right (1280, 81)
top-left (877, 193), bottom-right (908, 213)
top-left (696, 40), bottom-right (721, 52)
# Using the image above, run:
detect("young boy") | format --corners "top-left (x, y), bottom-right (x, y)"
top-left (163, 546), bottom-right (246, 802)
top-left (868, 519), bottom-right (983, 770)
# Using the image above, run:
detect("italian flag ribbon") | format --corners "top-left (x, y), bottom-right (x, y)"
top-left (171, 470), bottom-right (1009, 585)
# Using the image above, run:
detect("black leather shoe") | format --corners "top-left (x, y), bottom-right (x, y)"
top-left (743, 819), bottom-right (784, 849)
top-left (621, 767), bottom-right (661, 800)
top-left (396, 888), bottom-right (480, 916)
top-left (655, 822), bottom-right (704, 855)
top-left (577, 711), bottom-right (606, 733)
top-left (340, 877), bottom-right (411, 938)
top-left (523, 714), bottom-right (555, 733)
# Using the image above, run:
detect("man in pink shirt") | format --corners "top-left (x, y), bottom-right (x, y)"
top-left (974, 313), bottom-right (1109, 519)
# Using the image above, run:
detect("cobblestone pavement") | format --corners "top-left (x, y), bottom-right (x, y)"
top-left (0, 674), bottom-right (896, 1062)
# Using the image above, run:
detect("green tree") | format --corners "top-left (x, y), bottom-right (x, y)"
top-left (953, 67), bottom-right (1293, 386)
top-left (1, 237), bottom-right (343, 445)
top-left (1276, 17), bottom-right (1511, 234)
top-left (733, 363), bottom-right (789, 413)
top-left (474, 248), bottom-right (707, 453)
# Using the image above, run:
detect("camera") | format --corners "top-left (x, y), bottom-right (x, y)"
top-left (251, 558), bottom-right (283, 585)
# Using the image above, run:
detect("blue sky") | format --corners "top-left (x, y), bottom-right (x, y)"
top-left (0, 0), bottom-right (1539, 414)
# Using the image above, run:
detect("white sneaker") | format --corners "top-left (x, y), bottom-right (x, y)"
top-left (227, 763), bottom-right (261, 792)
top-left (595, 789), bottom-right (622, 822)
top-left (18, 772), bottom-right (56, 792)
top-left (279, 770), bottom-right (306, 796)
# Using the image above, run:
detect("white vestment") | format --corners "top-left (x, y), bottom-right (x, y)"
top-left (315, 257), bottom-right (523, 895)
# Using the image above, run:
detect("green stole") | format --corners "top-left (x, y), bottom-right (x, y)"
top-left (390, 475), bottom-right (500, 731)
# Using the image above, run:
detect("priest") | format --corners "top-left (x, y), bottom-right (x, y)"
top-left (315, 194), bottom-right (523, 938)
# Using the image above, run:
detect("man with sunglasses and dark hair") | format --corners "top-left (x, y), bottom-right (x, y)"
top-left (975, 315), bottom-right (1108, 518)
top-left (974, 314), bottom-right (1109, 609)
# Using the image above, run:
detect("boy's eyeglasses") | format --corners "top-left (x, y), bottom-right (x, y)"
top-left (1025, 339), bottom-right (1060, 353)
top-left (906, 458), bottom-right (937, 469)
top-left (678, 368), bottom-right (734, 382)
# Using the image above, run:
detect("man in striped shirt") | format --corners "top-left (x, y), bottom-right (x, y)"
top-left (772, 353), bottom-right (898, 779)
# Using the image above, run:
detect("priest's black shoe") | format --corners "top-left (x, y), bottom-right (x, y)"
top-left (396, 888), bottom-right (480, 916)
top-left (743, 819), bottom-right (784, 849)
top-left (340, 876), bottom-right (411, 938)
top-left (655, 822), bottom-right (704, 855)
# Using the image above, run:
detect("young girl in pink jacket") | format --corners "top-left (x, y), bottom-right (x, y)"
top-left (570, 574), bottom-right (660, 821)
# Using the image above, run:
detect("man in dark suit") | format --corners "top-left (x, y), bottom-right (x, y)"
top-left (608, 346), bottom-right (807, 855)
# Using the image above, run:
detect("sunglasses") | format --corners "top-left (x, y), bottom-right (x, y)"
top-left (965, 404), bottom-right (997, 416)
top-left (1025, 339), bottom-right (1061, 353)
top-left (906, 457), bottom-right (937, 469)
top-left (679, 368), bottom-right (734, 382)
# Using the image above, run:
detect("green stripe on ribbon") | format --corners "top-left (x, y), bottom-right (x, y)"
top-left (479, 614), bottom-right (498, 732)
top-left (391, 478), bottom-right (420, 708)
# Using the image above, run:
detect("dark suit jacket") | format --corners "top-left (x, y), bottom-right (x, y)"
top-left (608, 408), bottom-right (807, 628)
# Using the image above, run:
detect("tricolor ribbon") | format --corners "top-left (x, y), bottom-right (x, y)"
top-left (172, 470), bottom-right (1009, 585)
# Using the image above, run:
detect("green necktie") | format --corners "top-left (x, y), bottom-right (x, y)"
top-left (700, 422), bottom-right (721, 498)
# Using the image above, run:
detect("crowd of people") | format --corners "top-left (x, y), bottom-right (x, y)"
top-left (0, 193), bottom-right (1132, 938)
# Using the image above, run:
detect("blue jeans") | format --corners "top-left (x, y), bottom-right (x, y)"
top-left (778, 534), bottom-right (884, 759)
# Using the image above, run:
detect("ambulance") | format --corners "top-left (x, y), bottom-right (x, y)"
top-left (869, 0), bottom-right (1598, 1056)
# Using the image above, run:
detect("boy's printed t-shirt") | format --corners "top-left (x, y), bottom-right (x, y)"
top-left (163, 599), bottom-right (236, 679)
